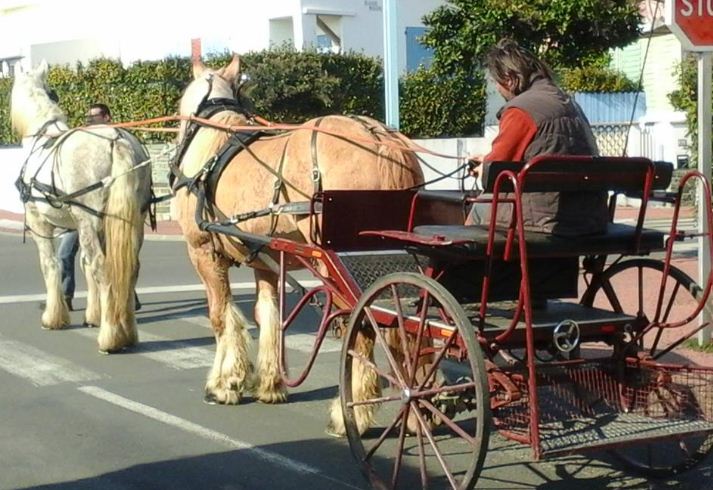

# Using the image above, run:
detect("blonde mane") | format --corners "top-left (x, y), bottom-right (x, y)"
top-left (10, 69), bottom-right (67, 138)
top-left (181, 112), bottom-right (249, 177)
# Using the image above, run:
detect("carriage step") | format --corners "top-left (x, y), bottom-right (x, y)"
top-left (462, 300), bottom-right (637, 331)
top-left (539, 413), bottom-right (713, 457)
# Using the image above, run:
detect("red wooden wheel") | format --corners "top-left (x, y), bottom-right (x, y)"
top-left (340, 272), bottom-right (490, 489)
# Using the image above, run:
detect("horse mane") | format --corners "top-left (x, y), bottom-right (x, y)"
top-left (10, 77), bottom-right (67, 138)
top-left (181, 112), bottom-right (248, 177)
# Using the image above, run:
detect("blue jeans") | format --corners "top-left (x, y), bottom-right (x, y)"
top-left (57, 230), bottom-right (79, 299)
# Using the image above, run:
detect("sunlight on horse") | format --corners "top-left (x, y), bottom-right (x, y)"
top-left (11, 60), bottom-right (152, 353)
top-left (174, 54), bottom-right (424, 434)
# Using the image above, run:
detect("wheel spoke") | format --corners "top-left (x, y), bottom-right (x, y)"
top-left (419, 398), bottom-right (477, 445)
top-left (390, 284), bottom-right (416, 381)
top-left (364, 404), bottom-right (409, 462)
top-left (415, 331), bottom-right (458, 393)
top-left (363, 306), bottom-right (409, 387)
top-left (390, 405), bottom-right (410, 488)
top-left (347, 348), bottom-right (400, 387)
top-left (410, 401), bottom-right (459, 489)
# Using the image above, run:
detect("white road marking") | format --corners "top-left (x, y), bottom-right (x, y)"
top-left (78, 386), bottom-right (360, 488)
top-left (0, 338), bottom-right (101, 386)
top-left (73, 328), bottom-right (213, 369)
top-left (182, 315), bottom-right (342, 353)
top-left (0, 280), bottom-right (321, 304)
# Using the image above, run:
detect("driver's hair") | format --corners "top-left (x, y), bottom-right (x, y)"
top-left (485, 39), bottom-right (555, 96)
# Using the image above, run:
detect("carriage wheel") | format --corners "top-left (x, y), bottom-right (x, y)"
top-left (581, 258), bottom-right (713, 476)
top-left (340, 272), bottom-right (490, 490)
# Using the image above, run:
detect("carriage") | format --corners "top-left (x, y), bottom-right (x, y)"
top-left (199, 152), bottom-right (713, 489)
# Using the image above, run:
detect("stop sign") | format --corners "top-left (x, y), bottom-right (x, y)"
top-left (667, 0), bottom-right (713, 50)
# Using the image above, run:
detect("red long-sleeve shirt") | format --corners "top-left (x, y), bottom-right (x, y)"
top-left (485, 107), bottom-right (538, 162)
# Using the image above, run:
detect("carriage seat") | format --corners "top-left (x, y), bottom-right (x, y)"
top-left (410, 222), bottom-right (665, 258)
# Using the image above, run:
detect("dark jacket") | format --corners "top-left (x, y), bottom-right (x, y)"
top-left (493, 78), bottom-right (609, 236)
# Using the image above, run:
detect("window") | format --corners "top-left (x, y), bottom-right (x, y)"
top-left (405, 27), bottom-right (433, 72)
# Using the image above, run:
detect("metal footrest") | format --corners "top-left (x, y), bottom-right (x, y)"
top-left (337, 251), bottom-right (422, 293)
top-left (493, 359), bottom-right (713, 458)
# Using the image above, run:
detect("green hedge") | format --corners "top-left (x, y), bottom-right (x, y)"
top-left (0, 49), bottom-right (491, 144)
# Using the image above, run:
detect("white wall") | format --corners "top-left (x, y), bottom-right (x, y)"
top-left (0, 0), bottom-right (444, 73)
top-left (0, 146), bottom-right (26, 213)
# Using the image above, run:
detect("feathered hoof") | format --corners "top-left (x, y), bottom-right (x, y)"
top-left (256, 388), bottom-right (288, 404)
top-left (83, 322), bottom-right (99, 329)
top-left (41, 323), bottom-right (65, 331)
top-left (325, 421), bottom-right (346, 438)
top-left (203, 388), bottom-right (241, 405)
top-left (98, 346), bottom-right (128, 355)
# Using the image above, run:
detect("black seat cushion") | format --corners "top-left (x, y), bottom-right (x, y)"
top-left (411, 223), bottom-right (665, 257)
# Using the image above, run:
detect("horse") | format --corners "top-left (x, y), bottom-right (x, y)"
top-left (10, 60), bottom-right (152, 353)
top-left (174, 54), bottom-right (424, 433)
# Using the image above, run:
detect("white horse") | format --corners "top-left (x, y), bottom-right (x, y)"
top-left (11, 60), bottom-right (151, 353)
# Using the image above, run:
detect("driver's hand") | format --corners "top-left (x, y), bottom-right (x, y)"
top-left (467, 154), bottom-right (484, 178)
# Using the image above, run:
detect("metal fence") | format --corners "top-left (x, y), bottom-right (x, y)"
top-left (590, 122), bottom-right (632, 157)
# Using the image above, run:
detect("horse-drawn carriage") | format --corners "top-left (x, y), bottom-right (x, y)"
top-left (12, 56), bottom-right (713, 489)
top-left (221, 153), bottom-right (711, 489)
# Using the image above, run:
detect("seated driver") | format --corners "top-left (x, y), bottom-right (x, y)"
top-left (467, 39), bottom-right (608, 236)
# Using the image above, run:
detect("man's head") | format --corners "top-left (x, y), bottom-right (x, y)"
top-left (86, 103), bottom-right (111, 125)
top-left (486, 39), bottom-right (554, 100)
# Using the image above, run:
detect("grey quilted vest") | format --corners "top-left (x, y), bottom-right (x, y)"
top-left (494, 78), bottom-right (609, 236)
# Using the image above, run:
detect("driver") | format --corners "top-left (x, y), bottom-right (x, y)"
top-left (467, 39), bottom-right (608, 236)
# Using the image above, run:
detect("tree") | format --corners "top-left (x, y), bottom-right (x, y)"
top-left (421, 0), bottom-right (642, 76)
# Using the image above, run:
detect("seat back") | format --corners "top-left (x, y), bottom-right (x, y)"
top-left (482, 155), bottom-right (668, 195)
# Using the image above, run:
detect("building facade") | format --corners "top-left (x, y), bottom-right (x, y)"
top-left (0, 0), bottom-right (441, 73)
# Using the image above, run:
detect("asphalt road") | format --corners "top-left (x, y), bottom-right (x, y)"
top-left (0, 232), bottom-right (710, 489)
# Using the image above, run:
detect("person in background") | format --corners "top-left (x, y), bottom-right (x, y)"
top-left (467, 38), bottom-right (608, 236)
top-left (57, 103), bottom-right (142, 311)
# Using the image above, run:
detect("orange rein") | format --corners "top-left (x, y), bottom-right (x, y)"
top-left (97, 114), bottom-right (463, 161)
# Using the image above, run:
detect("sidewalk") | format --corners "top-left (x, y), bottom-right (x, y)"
top-left (0, 209), bottom-right (185, 240)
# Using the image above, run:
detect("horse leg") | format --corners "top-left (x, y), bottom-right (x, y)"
top-left (73, 220), bottom-right (102, 329)
top-left (26, 208), bottom-right (69, 329)
top-left (253, 269), bottom-right (287, 403)
top-left (327, 326), bottom-right (379, 436)
top-left (188, 244), bottom-right (252, 404)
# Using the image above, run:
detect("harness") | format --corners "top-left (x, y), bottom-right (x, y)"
top-left (169, 93), bottom-right (325, 236)
top-left (16, 125), bottom-right (156, 225)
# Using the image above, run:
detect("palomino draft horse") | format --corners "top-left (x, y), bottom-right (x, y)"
top-left (174, 55), bottom-right (424, 431)
top-left (11, 60), bottom-right (151, 353)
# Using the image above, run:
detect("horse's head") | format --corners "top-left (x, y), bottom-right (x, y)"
top-left (177, 54), bottom-right (242, 141)
top-left (10, 60), bottom-right (66, 139)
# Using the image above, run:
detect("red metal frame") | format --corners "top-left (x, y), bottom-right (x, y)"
top-left (260, 155), bottom-right (713, 467)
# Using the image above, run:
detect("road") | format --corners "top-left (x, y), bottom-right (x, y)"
top-left (0, 231), bottom-right (710, 489)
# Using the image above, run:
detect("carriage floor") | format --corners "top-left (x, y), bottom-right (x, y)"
top-left (537, 412), bottom-right (713, 457)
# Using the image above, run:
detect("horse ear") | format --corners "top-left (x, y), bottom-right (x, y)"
top-left (192, 58), bottom-right (207, 79)
top-left (36, 59), bottom-right (49, 78)
top-left (218, 54), bottom-right (241, 84)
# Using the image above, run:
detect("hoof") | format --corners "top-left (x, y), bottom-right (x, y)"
top-left (325, 422), bottom-right (346, 438)
top-left (203, 389), bottom-right (240, 405)
top-left (203, 393), bottom-right (219, 405)
top-left (98, 346), bottom-right (126, 355)
top-left (83, 322), bottom-right (99, 329)
top-left (257, 391), bottom-right (288, 404)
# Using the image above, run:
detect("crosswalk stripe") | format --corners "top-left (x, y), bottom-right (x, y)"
top-left (72, 313), bottom-right (340, 371)
top-left (77, 385), bottom-right (360, 490)
top-left (0, 337), bottom-right (101, 386)
top-left (0, 280), bottom-right (322, 305)
top-left (181, 315), bottom-right (342, 353)
top-left (73, 328), bottom-right (213, 369)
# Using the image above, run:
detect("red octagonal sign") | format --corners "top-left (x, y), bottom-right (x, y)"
top-left (667, 0), bottom-right (713, 50)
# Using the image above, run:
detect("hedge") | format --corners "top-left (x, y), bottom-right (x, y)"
top-left (0, 49), bottom-right (489, 144)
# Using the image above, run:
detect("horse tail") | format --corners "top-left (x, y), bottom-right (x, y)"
top-left (103, 136), bottom-right (145, 331)
top-left (375, 125), bottom-right (425, 189)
